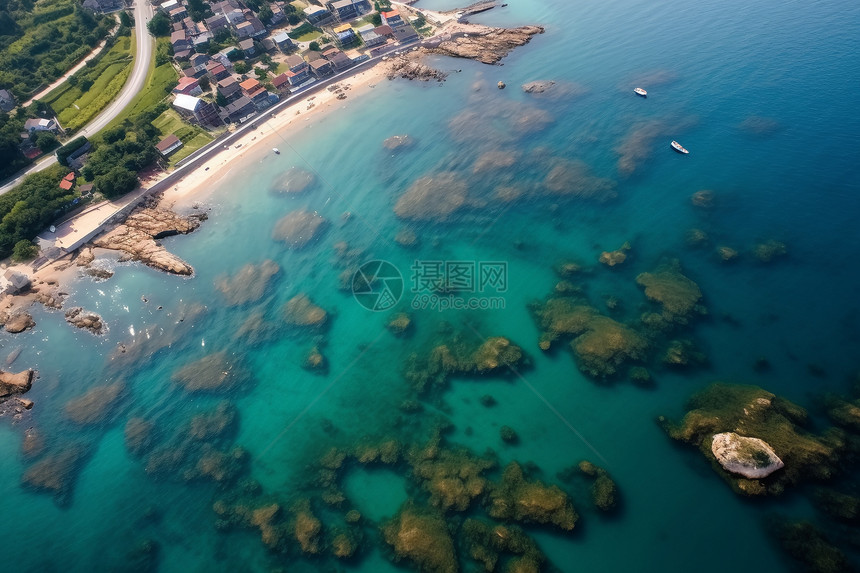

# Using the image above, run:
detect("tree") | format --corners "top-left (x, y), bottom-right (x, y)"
top-left (102, 127), bottom-right (126, 144)
top-left (215, 91), bottom-right (227, 107)
top-left (12, 239), bottom-right (38, 262)
top-left (258, 4), bottom-right (272, 23)
top-left (254, 66), bottom-right (268, 80)
top-left (198, 75), bottom-right (211, 91)
top-left (95, 166), bottom-right (138, 198)
top-left (34, 131), bottom-right (58, 153)
top-left (233, 61), bottom-right (248, 74)
top-left (147, 12), bottom-right (171, 37)
top-left (287, 14), bottom-right (300, 25)
top-left (119, 10), bottom-right (133, 27)
top-left (370, 13), bottom-right (381, 26)
top-left (309, 41), bottom-right (320, 51)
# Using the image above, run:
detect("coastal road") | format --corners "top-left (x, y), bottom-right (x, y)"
top-left (0, 1), bottom-right (154, 195)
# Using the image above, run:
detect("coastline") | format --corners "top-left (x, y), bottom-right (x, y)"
top-left (159, 64), bottom-right (388, 210)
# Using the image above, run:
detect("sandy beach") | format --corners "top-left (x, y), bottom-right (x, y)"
top-left (159, 64), bottom-right (389, 210)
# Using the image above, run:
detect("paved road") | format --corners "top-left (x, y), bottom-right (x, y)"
top-left (0, 1), bottom-right (154, 195)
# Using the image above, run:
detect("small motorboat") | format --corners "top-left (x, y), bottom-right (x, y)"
top-left (634, 87), bottom-right (647, 97)
top-left (670, 140), bottom-right (689, 154)
top-left (272, 148), bottom-right (280, 155)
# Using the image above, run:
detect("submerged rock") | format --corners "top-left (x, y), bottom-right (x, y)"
top-left (599, 241), bottom-right (631, 266)
top-left (283, 294), bottom-right (328, 328)
top-left (711, 432), bottom-right (784, 479)
top-left (92, 206), bottom-right (202, 275)
top-left (753, 239), bottom-right (788, 263)
top-left (21, 445), bottom-right (87, 505)
top-left (461, 519), bottom-right (545, 572)
top-left (63, 381), bottom-right (125, 425)
top-left (387, 312), bottom-right (413, 336)
top-left (215, 260), bottom-right (280, 306)
top-left (522, 80), bottom-right (556, 93)
top-left (636, 262), bottom-right (705, 324)
top-left (382, 502), bottom-right (458, 573)
top-left (543, 159), bottom-right (616, 201)
top-left (578, 460), bottom-right (619, 511)
top-left (394, 172), bottom-right (468, 222)
top-left (271, 167), bottom-right (316, 195)
top-left (570, 316), bottom-right (648, 378)
top-left (172, 351), bottom-right (247, 393)
top-left (272, 210), bottom-right (327, 249)
top-left (383, 134), bottom-right (416, 151)
top-left (125, 417), bottom-right (156, 457)
top-left (486, 462), bottom-right (578, 530)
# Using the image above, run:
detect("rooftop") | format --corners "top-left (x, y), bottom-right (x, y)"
top-left (239, 78), bottom-right (261, 90)
top-left (173, 94), bottom-right (201, 111)
top-left (333, 23), bottom-right (352, 33)
top-left (155, 134), bottom-right (182, 153)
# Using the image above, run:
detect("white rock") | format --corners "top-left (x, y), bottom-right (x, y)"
top-left (711, 432), bottom-right (784, 479)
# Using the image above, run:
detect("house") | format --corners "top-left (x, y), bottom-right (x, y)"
top-left (327, 0), bottom-right (369, 22)
top-left (1, 270), bottom-right (31, 296)
top-left (238, 38), bottom-right (256, 57)
top-left (323, 48), bottom-right (353, 72)
top-left (193, 33), bottom-right (213, 52)
top-left (285, 54), bottom-right (310, 76)
top-left (173, 94), bottom-right (222, 126)
top-left (309, 58), bottom-right (334, 78)
top-left (344, 49), bottom-right (369, 64)
top-left (381, 10), bottom-right (403, 27)
top-left (246, 15), bottom-right (267, 37)
top-left (155, 134), bottom-right (184, 157)
top-left (208, 64), bottom-right (231, 82)
top-left (59, 172), bottom-right (75, 191)
top-left (333, 23), bottom-right (357, 46)
top-left (272, 31), bottom-right (295, 53)
top-left (239, 78), bottom-right (262, 96)
top-left (269, 4), bottom-right (285, 25)
top-left (173, 77), bottom-right (203, 96)
top-left (23, 118), bottom-right (57, 133)
top-left (0, 89), bottom-right (14, 113)
top-left (217, 77), bottom-right (241, 100)
top-left (271, 73), bottom-right (291, 94)
top-left (224, 95), bottom-right (257, 123)
top-left (304, 5), bottom-right (333, 25)
top-left (392, 23), bottom-right (419, 44)
top-left (171, 30), bottom-right (191, 53)
top-left (261, 38), bottom-right (276, 52)
top-left (235, 21), bottom-right (253, 39)
top-left (159, 0), bottom-right (179, 13)
top-left (169, 6), bottom-right (188, 21)
top-left (190, 53), bottom-right (210, 70)
top-left (357, 25), bottom-right (384, 47)
top-left (204, 14), bottom-right (229, 33)
top-left (81, 0), bottom-right (125, 13)
top-left (78, 183), bottom-right (94, 196)
top-left (374, 24), bottom-right (394, 38)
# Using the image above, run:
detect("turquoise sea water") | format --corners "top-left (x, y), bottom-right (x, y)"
top-left (2, 0), bottom-right (859, 570)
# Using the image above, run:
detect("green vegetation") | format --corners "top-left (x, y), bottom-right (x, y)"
top-left (42, 35), bottom-right (136, 133)
top-left (147, 11), bottom-right (171, 37)
top-left (151, 108), bottom-right (213, 166)
top-left (308, 41), bottom-right (320, 51)
top-left (0, 164), bottom-right (76, 258)
top-left (12, 239), bottom-right (38, 261)
top-left (0, 0), bottom-right (114, 100)
top-left (103, 39), bottom-right (178, 132)
top-left (288, 23), bottom-right (322, 41)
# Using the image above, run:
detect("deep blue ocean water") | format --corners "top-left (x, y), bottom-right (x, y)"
top-left (1, 0), bottom-right (859, 570)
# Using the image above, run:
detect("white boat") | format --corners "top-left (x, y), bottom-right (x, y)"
top-left (634, 87), bottom-right (647, 97)
top-left (272, 148), bottom-right (280, 155)
top-left (670, 140), bottom-right (689, 154)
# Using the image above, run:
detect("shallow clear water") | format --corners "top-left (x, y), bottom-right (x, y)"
top-left (2, 0), bottom-right (859, 570)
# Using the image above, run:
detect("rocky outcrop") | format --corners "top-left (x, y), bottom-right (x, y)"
top-left (0, 369), bottom-right (34, 397)
top-left (2, 311), bottom-right (35, 333)
top-left (92, 206), bottom-right (202, 275)
top-left (522, 80), bottom-right (556, 93)
top-left (383, 134), bottom-right (416, 151)
top-left (425, 24), bottom-right (545, 65)
top-left (283, 294), bottom-right (328, 328)
top-left (386, 54), bottom-right (448, 82)
top-left (64, 307), bottom-right (106, 335)
top-left (711, 432), bottom-right (784, 479)
top-left (271, 167), bottom-right (316, 195)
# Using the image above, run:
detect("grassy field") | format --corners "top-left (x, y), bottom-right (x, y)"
top-left (151, 108), bottom-right (214, 166)
top-left (102, 38), bottom-right (179, 134)
top-left (43, 35), bottom-right (136, 133)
